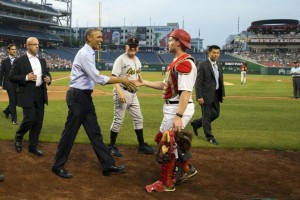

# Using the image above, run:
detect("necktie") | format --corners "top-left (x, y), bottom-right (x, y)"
top-left (213, 63), bottom-right (219, 89)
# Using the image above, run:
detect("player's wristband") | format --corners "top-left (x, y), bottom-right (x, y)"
top-left (176, 113), bottom-right (183, 118)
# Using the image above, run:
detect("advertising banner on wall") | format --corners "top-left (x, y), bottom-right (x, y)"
top-left (152, 27), bottom-right (172, 48)
top-left (102, 27), bottom-right (122, 45)
top-left (136, 27), bottom-right (147, 45)
top-left (126, 27), bottom-right (137, 38)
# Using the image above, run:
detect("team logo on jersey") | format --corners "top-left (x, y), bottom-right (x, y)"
top-left (127, 68), bottom-right (141, 75)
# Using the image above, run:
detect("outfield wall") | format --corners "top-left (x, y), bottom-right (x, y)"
top-left (55, 61), bottom-right (292, 76)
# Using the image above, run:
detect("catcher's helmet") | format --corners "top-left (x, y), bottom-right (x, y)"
top-left (170, 29), bottom-right (191, 49)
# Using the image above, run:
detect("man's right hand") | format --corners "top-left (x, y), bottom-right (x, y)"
top-left (131, 74), bottom-right (143, 87)
top-left (27, 72), bottom-right (37, 81)
top-left (197, 98), bottom-right (204, 105)
top-left (121, 76), bottom-right (137, 92)
top-left (117, 91), bottom-right (126, 103)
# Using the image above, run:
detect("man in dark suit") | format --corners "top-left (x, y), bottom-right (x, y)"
top-left (191, 45), bottom-right (225, 145)
top-left (0, 43), bottom-right (18, 124)
top-left (9, 37), bottom-right (51, 156)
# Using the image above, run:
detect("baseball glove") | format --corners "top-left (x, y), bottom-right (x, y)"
top-left (176, 130), bottom-right (192, 153)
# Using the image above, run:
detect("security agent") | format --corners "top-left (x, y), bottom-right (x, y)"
top-left (0, 43), bottom-right (18, 124)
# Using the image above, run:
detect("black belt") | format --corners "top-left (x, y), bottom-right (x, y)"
top-left (69, 87), bottom-right (93, 95)
top-left (121, 86), bottom-right (136, 93)
top-left (293, 76), bottom-right (300, 78)
top-left (165, 100), bottom-right (192, 104)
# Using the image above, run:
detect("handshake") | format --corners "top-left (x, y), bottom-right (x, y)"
top-left (119, 75), bottom-right (143, 93)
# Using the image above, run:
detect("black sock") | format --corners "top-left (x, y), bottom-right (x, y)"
top-left (110, 130), bottom-right (118, 146)
top-left (135, 129), bottom-right (144, 145)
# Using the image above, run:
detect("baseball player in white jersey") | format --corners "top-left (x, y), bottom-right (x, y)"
top-left (135, 29), bottom-right (198, 192)
top-left (108, 37), bottom-right (154, 157)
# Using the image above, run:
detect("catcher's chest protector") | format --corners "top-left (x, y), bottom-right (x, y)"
top-left (162, 54), bottom-right (193, 99)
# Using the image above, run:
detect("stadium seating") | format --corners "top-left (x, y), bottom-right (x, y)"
top-left (0, 27), bottom-right (63, 42)
top-left (219, 54), bottom-right (240, 62)
top-left (158, 53), bottom-right (174, 64)
top-left (136, 51), bottom-right (162, 64)
top-left (44, 49), bottom-right (75, 61)
top-left (1, 0), bottom-right (60, 14)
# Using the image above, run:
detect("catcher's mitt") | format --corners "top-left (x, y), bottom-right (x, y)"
top-left (156, 145), bottom-right (171, 164)
top-left (175, 130), bottom-right (192, 153)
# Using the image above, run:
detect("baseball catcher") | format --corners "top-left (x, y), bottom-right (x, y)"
top-left (136, 29), bottom-right (198, 192)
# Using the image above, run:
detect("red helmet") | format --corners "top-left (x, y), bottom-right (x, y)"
top-left (170, 29), bottom-right (191, 49)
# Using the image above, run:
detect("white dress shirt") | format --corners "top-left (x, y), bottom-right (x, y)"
top-left (27, 52), bottom-right (42, 87)
top-left (69, 44), bottom-right (110, 90)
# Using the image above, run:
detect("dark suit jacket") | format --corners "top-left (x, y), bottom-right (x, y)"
top-left (0, 57), bottom-right (16, 90)
top-left (195, 59), bottom-right (225, 104)
top-left (9, 54), bottom-right (51, 107)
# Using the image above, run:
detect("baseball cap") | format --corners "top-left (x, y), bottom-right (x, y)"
top-left (127, 37), bottom-right (139, 47)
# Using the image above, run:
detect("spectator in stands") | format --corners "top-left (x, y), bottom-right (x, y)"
top-left (9, 37), bottom-right (52, 156)
top-left (191, 45), bottom-right (225, 145)
top-left (162, 65), bottom-right (166, 75)
top-left (107, 37), bottom-right (154, 157)
top-left (240, 62), bottom-right (247, 85)
top-left (290, 60), bottom-right (300, 99)
top-left (0, 43), bottom-right (18, 124)
top-left (52, 28), bottom-right (136, 178)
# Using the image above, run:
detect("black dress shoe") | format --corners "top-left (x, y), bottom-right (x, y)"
top-left (52, 168), bottom-right (73, 178)
top-left (15, 141), bottom-right (22, 152)
top-left (191, 122), bottom-right (198, 136)
top-left (103, 165), bottom-right (125, 176)
top-left (0, 174), bottom-right (4, 182)
top-left (3, 109), bottom-right (9, 119)
top-left (207, 138), bottom-right (218, 145)
top-left (28, 148), bottom-right (44, 156)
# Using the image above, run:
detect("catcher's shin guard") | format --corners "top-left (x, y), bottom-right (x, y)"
top-left (180, 160), bottom-right (190, 173)
top-left (154, 131), bottom-right (163, 144)
top-left (161, 154), bottom-right (176, 188)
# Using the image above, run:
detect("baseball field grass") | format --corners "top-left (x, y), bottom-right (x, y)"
top-left (0, 71), bottom-right (299, 151)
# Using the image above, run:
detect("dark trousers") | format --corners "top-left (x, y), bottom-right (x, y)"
top-left (192, 94), bottom-right (220, 140)
top-left (292, 77), bottom-right (300, 98)
top-left (52, 88), bottom-right (115, 171)
top-left (6, 87), bottom-right (17, 122)
top-left (15, 87), bottom-right (44, 149)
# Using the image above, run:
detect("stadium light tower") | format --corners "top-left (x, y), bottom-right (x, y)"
top-left (40, 0), bottom-right (72, 33)
top-left (238, 16), bottom-right (240, 33)
top-left (40, 0), bottom-right (72, 46)
top-left (97, 1), bottom-right (102, 65)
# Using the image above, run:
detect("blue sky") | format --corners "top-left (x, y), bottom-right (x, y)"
top-left (35, 0), bottom-right (299, 47)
